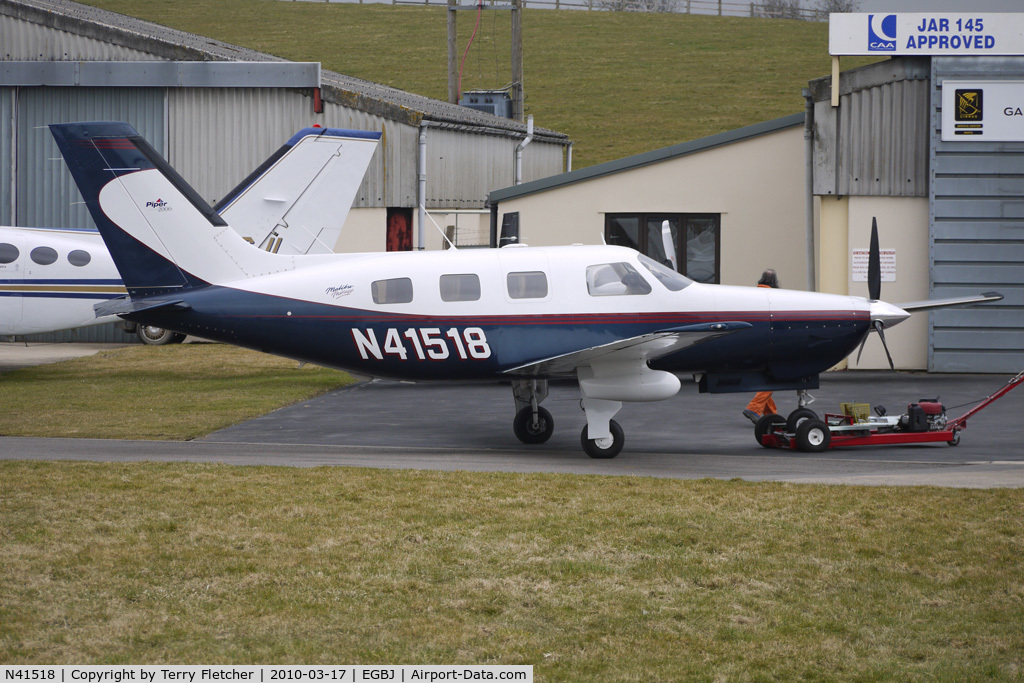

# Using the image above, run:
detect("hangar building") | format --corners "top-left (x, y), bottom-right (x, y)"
top-left (490, 49), bottom-right (1024, 374)
top-left (0, 0), bottom-right (571, 335)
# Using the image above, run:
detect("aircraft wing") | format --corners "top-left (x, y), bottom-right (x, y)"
top-left (216, 128), bottom-right (380, 255)
top-left (503, 321), bottom-right (751, 377)
top-left (898, 291), bottom-right (1003, 312)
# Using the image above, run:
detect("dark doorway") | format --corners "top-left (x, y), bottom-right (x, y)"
top-left (386, 208), bottom-right (413, 251)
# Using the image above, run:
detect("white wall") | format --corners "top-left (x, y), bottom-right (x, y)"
top-left (496, 126), bottom-right (809, 288)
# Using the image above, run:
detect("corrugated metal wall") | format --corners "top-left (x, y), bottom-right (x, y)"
top-left (929, 57), bottom-right (1024, 373)
top-left (425, 126), bottom-right (565, 208)
top-left (16, 86), bottom-right (164, 229)
top-left (1, 88), bottom-right (12, 225)
top-left (812, 59), bottom-right (930, 197)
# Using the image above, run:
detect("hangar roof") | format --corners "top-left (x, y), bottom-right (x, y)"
top-left (489, 113), bottom-right (804, 203)
top-left (0, 0), bottom-right (568, 144)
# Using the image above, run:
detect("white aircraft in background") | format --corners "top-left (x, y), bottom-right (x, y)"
top-left (50, 121), bottom-right (1001, 458)
top-left (0, 126), bottom-right (380, 342)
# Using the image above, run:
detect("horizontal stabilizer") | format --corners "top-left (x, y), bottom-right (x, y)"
top-left (898, 291), bottom-right (1003, 313)
top-left (504, 321), bottom-right (751, 377)
top-left (94, 296), bottom-right (191, 318)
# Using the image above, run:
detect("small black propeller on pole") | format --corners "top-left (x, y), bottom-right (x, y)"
top-left (868, 217), bottom-right (881, 301)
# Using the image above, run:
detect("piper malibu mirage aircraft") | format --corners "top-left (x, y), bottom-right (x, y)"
top-left (1, 126), bottom-right (380, 340)
top-left (50, 121), bottom-right (1002, 458)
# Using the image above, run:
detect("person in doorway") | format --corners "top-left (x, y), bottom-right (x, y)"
top-left (743, 268), bottom-right (779, 424)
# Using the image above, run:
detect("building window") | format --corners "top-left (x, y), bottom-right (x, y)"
top-left (440, 274), bottom-right (481, 302)
top-left (507, 271), bottom-right (548, 299)
top-left (371, 277), bottom-right (413, 304)
top-left (605, 213), bottom-right (720, 284)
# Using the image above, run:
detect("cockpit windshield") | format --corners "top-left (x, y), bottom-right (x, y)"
top-left (638, 254), bottom-right (693, 291)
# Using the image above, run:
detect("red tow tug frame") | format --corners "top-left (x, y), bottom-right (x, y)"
top-left (758, 371), bottom-right (1024, 453)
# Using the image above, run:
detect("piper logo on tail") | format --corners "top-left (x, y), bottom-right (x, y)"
top-left (145, 198), bottom-right (171, 211)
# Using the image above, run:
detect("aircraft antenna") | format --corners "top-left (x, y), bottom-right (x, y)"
top-left (420, 205), bottom-right (458, 250)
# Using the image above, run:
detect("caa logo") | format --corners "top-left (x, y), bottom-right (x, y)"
top-left (868, 14), bottom-right (897, 52)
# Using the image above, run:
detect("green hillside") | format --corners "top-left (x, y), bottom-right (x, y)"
top-left (79, 0), bottom-right (875, 168)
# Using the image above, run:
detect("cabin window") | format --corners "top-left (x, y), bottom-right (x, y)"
top-left (30, 246), bottom-right (58, 266)
top-left (586, 263), bottom-right (652, 296)
top-left (68, 249), bottom-right (92, 267)
top-left (440, 274), bottom-right (481, 302)
top-left (0, 243), bottom-right (18, 264)
top-left (507, 271), bottom-right (548, 299)
top-left (605, 213), bottom-right (720, 284)
top-left (638, 254), bottom-right (693, 292)
top-left (371, 277), bottom-right (413, 304)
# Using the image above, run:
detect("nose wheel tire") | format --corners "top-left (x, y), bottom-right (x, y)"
top-left (795, 419), bottom-right (831, 453)
top-left (513, 406), bottom-right (554, 444)
top-left (786, 407), bottom-right (819, 433)
top-left (581, 420), bottom-right (624, 459)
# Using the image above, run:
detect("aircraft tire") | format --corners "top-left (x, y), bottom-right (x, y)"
top-left (513, 406), bottom-right (554, 444)
top-left (795, 419), bottom-right (831, 453)
top-left (138, 326), bottom-right (187, 345)
top-left (786, 407), bottom-right (818, 433)
top-left (754, 413), bottom-right (786, 447)
top-left (581, 420), bottom-right (624, 459)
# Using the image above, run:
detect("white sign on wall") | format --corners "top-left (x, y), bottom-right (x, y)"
top-left (851, 249), bottom-right (896, 282)
top-left (830, 13), bottom-right (1024, 56)
top-left (941, 81), bottom-right (1024, 141)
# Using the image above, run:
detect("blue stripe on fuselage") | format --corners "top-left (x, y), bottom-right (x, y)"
top-left (119, 285), bottom-right (871, 382)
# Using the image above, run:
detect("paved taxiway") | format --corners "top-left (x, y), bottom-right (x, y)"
top-left (2, 342), bottom-right (1022, 488)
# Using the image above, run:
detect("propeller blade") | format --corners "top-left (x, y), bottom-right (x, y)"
top-left (874, 320), bottom-right (895, 370)
top-left (868, 217), bottom-right (881, 301)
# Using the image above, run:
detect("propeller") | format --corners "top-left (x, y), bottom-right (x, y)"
top-left (868, 217), bottom-right (881, 302)
top-left (857, 217), bottom-right (896, 370)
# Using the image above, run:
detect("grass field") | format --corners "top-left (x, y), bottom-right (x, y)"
top-left (77, 0), bottom-right (879, 168)
top-left (0, 344), bottom-right (355, 439)
top-left (2, 460), bottom-right (1023, 677)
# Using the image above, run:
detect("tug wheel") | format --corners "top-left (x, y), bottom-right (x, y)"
top-left (754, 413), bottom-right (786, 447)
top-left (947, 430), bottom-right (961, 447)
top-left (795, 419), bottom-right (831, 453)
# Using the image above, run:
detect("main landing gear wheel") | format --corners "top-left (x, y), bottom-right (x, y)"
top-left (754, 413), bottom-right (786, 447)
top-left (138, 326), bottom-right (186, 345)
top-left (513, 406), bottom-right (554, 444)
top-left (581, 420), bottom-right (624, 459)
top-left (786, 407), bottom-right (818, 433)
top-left (795, 419), bottom-right (831, 453)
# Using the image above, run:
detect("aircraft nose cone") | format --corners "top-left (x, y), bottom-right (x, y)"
top-left (870, 300), bottom-right (911, 328)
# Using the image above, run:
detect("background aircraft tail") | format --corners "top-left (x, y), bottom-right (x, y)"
top-left (50, 121), bottom-right (287, 297)
top-left (216, 127), bottom-right (380, 255)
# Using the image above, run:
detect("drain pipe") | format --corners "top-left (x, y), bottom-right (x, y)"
top-left (803, 90), bottom-right (816, 292)
top-left (566, 141), bottom-right (573, 173)
top-left (514, 115), bottom-right (534, 185)
top-left (418, 121), bottom-right (428, 250)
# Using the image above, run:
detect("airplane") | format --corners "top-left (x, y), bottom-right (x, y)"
top-left (0, 125), bottom-right (380, 341)
top-left (49, 121), bottom-right (1002, 458)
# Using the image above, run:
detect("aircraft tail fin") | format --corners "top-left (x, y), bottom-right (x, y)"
top-left (50, 122), bottom-right (282, 296)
